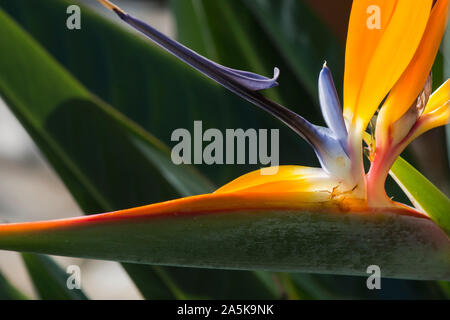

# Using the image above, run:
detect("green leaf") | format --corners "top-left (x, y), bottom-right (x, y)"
top-left (0, 270), bottom-right (28, 300)
top-left (0, 208), bottom-right (448, 281)
top-left (0, 6), bottom-right (277, 299)
top-left (21, 254), bottom-right (88, 300)
top-left (390, 157), bottom-right (450, 235)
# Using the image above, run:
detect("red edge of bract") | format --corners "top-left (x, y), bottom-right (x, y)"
top-left (0, 193), bottom-right (430, 235)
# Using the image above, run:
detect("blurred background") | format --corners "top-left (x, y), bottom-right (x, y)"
top-left (0, 0), bottom-right (448, 299)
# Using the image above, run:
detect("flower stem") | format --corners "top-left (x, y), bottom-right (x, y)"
top-left (347, 125), bottom-right (367, 198)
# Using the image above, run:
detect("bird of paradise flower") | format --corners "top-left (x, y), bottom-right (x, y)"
top-left (93, 0), bottom-right (449, 211)
top-left (0, 0), bottom-right (448, 280)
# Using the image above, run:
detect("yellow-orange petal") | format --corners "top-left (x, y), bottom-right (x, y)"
top-left (215, 166), bottom-right (335, 194)
top-left (409, 101), bottom-right (450, 142)
top-left (401, 81), bottom-right (450, 144)
top-left (423, 79), bottom-right (450, 115)
top-left (379, 0), bottom-right (449, 127)
top-left (343, 0), bottom-right (432, 130)
top-left (343, 0), bottom-right (396, 124)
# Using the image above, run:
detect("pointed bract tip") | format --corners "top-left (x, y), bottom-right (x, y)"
top-left (274, 67), bottom-right (280, 79)
top-left (323, 61), bottom-right (328, 68)
top-left (97, 0), bottom-right (125, 14)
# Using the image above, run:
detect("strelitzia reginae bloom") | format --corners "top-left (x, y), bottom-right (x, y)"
top-left (87, 0), bottom-right (449, 213)
top-left (0, 0), bottom-right (448, 278)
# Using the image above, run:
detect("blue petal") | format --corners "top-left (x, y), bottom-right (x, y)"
top-left (113, 9), bottom-right (279, 91)
top-left (318, 63), bottom-right (348, 153)
top-left (308, 125), bottom-right (351, 178)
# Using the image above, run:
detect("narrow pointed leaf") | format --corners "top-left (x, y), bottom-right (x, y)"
top-left (21, 254), bottom-right (88, 300)
top-left (390, 156), bottom-right (450, 235)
